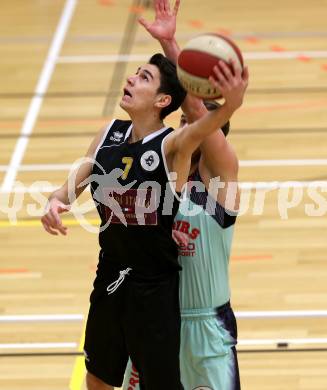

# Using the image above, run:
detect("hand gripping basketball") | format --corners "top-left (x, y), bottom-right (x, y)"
top-left (177, 33), bottom-right (246, 99)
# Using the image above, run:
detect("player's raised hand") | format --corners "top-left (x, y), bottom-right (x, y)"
top-left (172, 229), bottom-right (189, 247)
top-left (41, 198), bottom-right (70, 236)
top-left (138, 0), bottom-right (180, 41)
top-left (209, 59), bottom-right (249, 111)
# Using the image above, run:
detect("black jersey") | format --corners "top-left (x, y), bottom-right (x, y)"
top-left (91, 119), bottom-right (181, 278)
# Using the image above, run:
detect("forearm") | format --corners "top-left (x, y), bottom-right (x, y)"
top-left (48, 165), bottom-right (90, 205)
top-left (48, 184), bottom-right (70, 205)
top-left (179, 102), bottom-right (235, 154)
top-left (159, 37), bottom-right (180, 64)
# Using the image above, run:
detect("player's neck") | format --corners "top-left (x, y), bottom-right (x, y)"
top-left (129, 114), bottom-right (165, 143)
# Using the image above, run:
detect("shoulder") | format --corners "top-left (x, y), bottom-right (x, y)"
top-left (101, 119), bottom-right (133, 144)
top-left (86, 119), bottom-right (131, 158)
top-left (108, 119), bottom-right (132, 134)
top-left (189, 168), bottom-right (238, 228)
top-left (162, 126), bottom-right (184, 155)
top-left (199, 133), bottom-right (239, 181)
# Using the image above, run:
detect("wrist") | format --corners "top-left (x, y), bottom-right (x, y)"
top-left (159, 34), bottom-right (176, 42)
top-left (223, 101), bottom-right (237, 116)
top-left (48, 193), bottom-right (57, 202)
top-left (159, 36), bottom-right (177, 48)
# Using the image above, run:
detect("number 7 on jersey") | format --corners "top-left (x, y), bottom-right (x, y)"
top-left (121, 157), bottom-right (133, 180)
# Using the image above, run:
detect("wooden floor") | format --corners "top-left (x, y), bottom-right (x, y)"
top-left (1, 0), bottom-right (327, 389)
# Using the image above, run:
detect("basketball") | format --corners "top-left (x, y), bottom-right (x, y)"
top-left (177, 33), bottom-right (244, 99)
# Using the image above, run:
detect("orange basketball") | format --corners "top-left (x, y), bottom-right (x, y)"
top-left (177, 33), bottom-right (244, 99)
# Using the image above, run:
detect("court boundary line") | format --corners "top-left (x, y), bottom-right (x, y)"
top-left (0, 342), bottom-right (77, 350)
top-left (0, 314), bottom-right (84, 322)
top-left (57, 50), bottom-right (327, 64)
top-left (2, 338), bottom-right (327, 350)
top-left (238, 338), bottom-right (327, 346)
top-left (2, 348), bottom-right (327, 357)
top-left (0, 0), bottom-right (77, 193)
top-left (69, 325), bottom-right (86, 390)
top-left (1, 310), bottom-right (327, 323)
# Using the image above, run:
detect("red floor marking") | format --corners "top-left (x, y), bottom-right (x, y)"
top-left (216, 28), bottom-right (232, 36)
top-left (270, 45), bottom-right (286, 52)
top-left (297, 55), bottom-right (311, 62)
top-left (98, 0), bottom-right (114, 5)
top-left (245, 36), bottom-right (260, 44)
top-left (129, 5), bottom-right (145, 14)
top-left (0, 268), bottom-right (29, 274)
top-left (188, 20), bottom-right (204, 29)
top-left (231, 255), bottom-right (273, 261)
top-left (98, 0), bottom-right (114, 6)
top-left (241, 98), bottom-right (327, 113)
top-left (2, 96), bottom-right (327, 133)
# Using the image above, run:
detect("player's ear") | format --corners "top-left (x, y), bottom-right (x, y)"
top-left (154, 94), bottom-right (171, 109)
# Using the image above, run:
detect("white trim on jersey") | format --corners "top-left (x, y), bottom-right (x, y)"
top-left (93, 119), bottom-right (115, 159)
top-left (142, 126), bottom-right (168, 144)
top-left (122, 124), bottom-right (168, 144)
top-left (161, 134), bottom-right (181, 201)
top-left (123, 123), bottom-right (133, 141)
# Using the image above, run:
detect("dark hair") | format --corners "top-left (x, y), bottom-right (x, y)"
top-left (203, 100), bottom-right (230, 136)
top-left (149, 53), bottom-right (187, 120)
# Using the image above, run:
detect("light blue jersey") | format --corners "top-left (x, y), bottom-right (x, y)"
top-left (175, 174), bottom-right (236, 309)
top-left (123, 170), bottom-right (240, 390)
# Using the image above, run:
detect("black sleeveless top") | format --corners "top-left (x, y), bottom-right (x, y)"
top-left (91, 119), bottom-right (181, 279)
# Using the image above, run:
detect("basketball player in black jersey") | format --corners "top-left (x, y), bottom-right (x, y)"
top-left (135, 1), bottom-right (244, 389)
top-left (41, 38), bottom-right (248, 390)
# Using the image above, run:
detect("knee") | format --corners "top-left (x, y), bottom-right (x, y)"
top-left (86, 372), bottom-right (114, 390)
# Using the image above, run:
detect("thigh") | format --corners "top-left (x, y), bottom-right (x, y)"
top-left (84, 288), bottom-right (128, 387)
top-left (124, 273), bottom-right (183, 390)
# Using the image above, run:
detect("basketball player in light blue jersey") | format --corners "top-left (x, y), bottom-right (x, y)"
top-left (174, 101), bottom-right (240, 390)
top-left (123, 1), bottom-right (242, 389)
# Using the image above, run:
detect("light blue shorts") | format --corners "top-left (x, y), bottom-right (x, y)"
top-left (123, 302), bottom-right (240, 390)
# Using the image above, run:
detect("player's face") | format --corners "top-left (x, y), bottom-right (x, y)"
top-left (120, 63), bottom-right (162, 115)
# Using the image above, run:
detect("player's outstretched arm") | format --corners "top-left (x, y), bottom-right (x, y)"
top-left (139, 0), bottom-right (212, 124)
top-left (166, 60), bottom-right (249, 157)
top-left (138, 0), bottom-right (180, 42)
top-left (41, 125), bottom-right (107, 235)
top-left (163, 61), bottom-right (248, 192)
top-left (142, 0), bottom-right (242, 208)
top-left (139, 0), bottom-right (182, 79)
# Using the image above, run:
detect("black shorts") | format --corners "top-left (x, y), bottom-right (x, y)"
top-left (84, 265), bottom-right (183, 389)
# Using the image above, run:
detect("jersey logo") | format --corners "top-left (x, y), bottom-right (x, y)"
top-left (109, 131), bottom-right (124, 143)
top-left (140, 150), bottom-right (160, 172)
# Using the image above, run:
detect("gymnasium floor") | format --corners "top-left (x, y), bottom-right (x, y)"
top-left (1, 1), bottom-right (327, 389)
